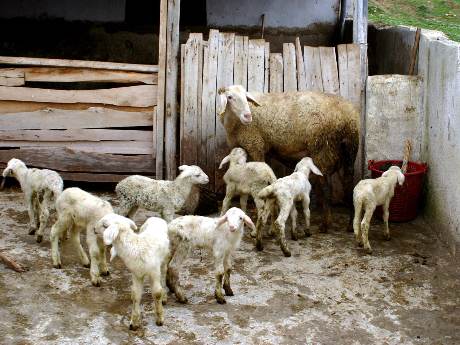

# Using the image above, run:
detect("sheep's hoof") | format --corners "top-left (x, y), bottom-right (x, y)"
top-left (318, 226), bottom-right (328, 234)
top-left (256, 241), bottom-right (263, 251)
top-left (215, 293), bottom-right (226, 304)
top-left (292, 234), bottom-right (298, 241)
top-left (83, 263), bottom-right (90, 268)
top-left (129, 323), bottom-right (139, 331)
top-left (357, 242), bottom-right (364, 248)
top-left (304, 231), bottom-right (312, 238)
top-left (156, 319), bottom-right (164, 327)
top-left (281, 248), bottom-right (292, 257)
top-left (101, 270), bottom-right (110, 276)
top-left (249, 230), bottom-right (257, 238)
top-left (92, 280), bottom-right (101, 287)
top-left (224, 286), bottom-right (234, 296)
top-left (53, 263), bottom-right (62, 269)
top-left (36, 235), bottom-right (43, 243)
top-left (28, 228), bottom-right (36, 235)
top-left (365, 248), bottom-right (373, 255)
top-left (177, 295), bottom-right (188, 304)
top-left (384, 234), bottom-right (391, 241)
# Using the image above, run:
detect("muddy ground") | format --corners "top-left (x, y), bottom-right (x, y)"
top-left (0, 187), bottom-right (459, 345)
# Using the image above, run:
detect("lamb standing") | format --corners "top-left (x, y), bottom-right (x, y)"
top-left (353, 166), bottom-right (405, 254)
top-left (94, 213), bottom-right (169, 330)
top-left (1, 158), bottom-right (63, 243)
top-left (167, 207), bottom-right (255, 304)
top-left (258, 157), bottom-right (323, 257)
top-left (116, 165), bottom-right (209, 222)
top-left (50, 187), bottom-right (112, 286)
top-left (217, 85), bottom-right (359, 232)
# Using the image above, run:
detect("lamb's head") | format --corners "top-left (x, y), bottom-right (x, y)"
top-left (219, 147), bottom-right (248, 169)
top-left (294, 157), bottom-right (323, 178)
top-left (382, 166), bottom-right (405, 186)
top-left (217, 85), bottom-right (260, 125)
top-left (216, 207), bottom-right (255, 233)
top-left (94, 213), bottom-right (137, 246)
top-left (178, 165), bottom-right (209, 185)
top-left (2, 158), bottom-right (26, 178)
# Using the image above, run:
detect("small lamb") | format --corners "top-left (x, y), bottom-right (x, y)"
top-left (50, 187), bottom-right (112, 286)
top-left (353, 166), bottom-right (405, 254)
top-left (94, 213), bottom-right (169, 330)
top-left (116, 165), bottom-right (209, 222)
top-left (167, 207), bottom-right (255, 304)
top-left (1, 158), bottom-right (63, 243)
top-left (219, 147), bottom-right (277, 239)
top-left (258, 157), bottom-right (323, 257)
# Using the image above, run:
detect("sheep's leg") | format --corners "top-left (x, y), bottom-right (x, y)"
top-left (98, 240), bottom-right (109, 276)
top-left (353, 199), bottom-right (363, 246)
top-left (213, 255), bottom-right (226, 304)
top-left (150, 268), bottom-right (164, 326)
top-left (289, 205), bottom-right (298, 241)
top-left (36, 190), bottom-right (52, 243)
top-left (118, 198), bottom-right (136, 218)
top-left (160, 259), bottom-right (168, 305)
top-left (301, 195), bottom-right (312, 237)
top-left (383, 200), bottom-right (391, 241)
top-left (69, 226), bottom-right (90, 268)
top-left (33, 194), bottom-right (41, 231)
top-left (253, 197), bottom-right (267, 243)
top-left (275, 202), bottom-right (292, 257)
top-left (239, 194), bottom-right (248, 213)
top-left (86, 229), bottom-right (102, 287)
top-left (50, 213), bottom-right (73, 269)
top-left (129, 275), bottom-right (143, 330)
top-left (162, 209), bottom-right (175, 223)
top-left (222, 253), bottom-right (233, 297)
top-left (268, 200), bottom-right (277, 237)
top-left (167, 244), bottom-right (188, 303)
top-left (342, 160), bottom-right (356, 233)
top-left (25, 193), bottom-right (37, 235)
top-left (221, 186), bottom-right (236, 215)
top-left (315, 177), bottom-right (332, 233)
top-left (361, 205), bottom-right (375, 254)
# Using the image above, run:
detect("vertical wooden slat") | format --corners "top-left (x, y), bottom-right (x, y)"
top-left (155, 0), bottom-right (168, 178)
top-left (179, 44), bottom-right (185, 163)
top-left (295, 37), bottom-right (307, 91)
top-left (196, 40), bottom-right (204, 170)
top-left (215, 32), bottom-right (235, 192)
top-left (304, 46), bottom-right (323, 91)
top-left (164, 0), bottom-right (180, 179)
top-left (283, 43), bottom-right (297, 91)
top-left (264, 42), bottom-right (270, 93)
top-left (337, 44), bottom-right (349, 99)
top-left (234, 35), bottom-right (248, 89)
top-left (248, 39), bottom-right (265, 92)
top-left (319, 47), bottom-right (340, 95)
top-left (202, 29), bottom-right (219, 188)
top-left (338, 44), bottom-right (361, 109)
top-left (269, 53), bottom-right (283, 93)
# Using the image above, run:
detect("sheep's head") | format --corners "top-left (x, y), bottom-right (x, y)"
top-left (178, 165), bottom-right (209, 185)
top-left (294, 157), bottom-right (323, 178)
top-left (216, 207), bottom-right (255, 233)
top-left (217, 85), bottom-right (260, 125)
top-left (382, 166), bottom-right (405, 186)
top-left (94, 213), bottom-right (137, 247)
top-left (2, 158), bottom-right (26, 178)
top-left (219, 147), bottom-right (248, 169)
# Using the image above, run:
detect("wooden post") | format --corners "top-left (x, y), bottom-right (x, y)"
top-left (353, 0), bottom-right (368, 179)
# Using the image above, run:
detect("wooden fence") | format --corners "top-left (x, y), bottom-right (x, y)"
top-left (180, 30), bottom-right (362, 193)
top-left (0, 57), bottom-right (158, 182)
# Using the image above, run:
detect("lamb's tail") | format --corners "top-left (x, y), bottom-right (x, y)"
top-left (258, 185), bottom-right (275, 200)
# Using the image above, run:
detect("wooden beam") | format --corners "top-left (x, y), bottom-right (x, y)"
top-left (295, 38), bottom-right (307, 91)
top-left (234, 36), bottom-right (249, 89)
top-left (283, 43), bottom-right (297, 91)
top-left (0, 85), bottom-right (157, 107)
top-left (408, 28), bottom-right (421, 75)
top-left (304, 46), bottom-right (323, 91)
top-left (269, 53), bottom-right (283, 92)
top-left (0, 129), bottom-right (152, 141)
top-left (264, 42), bottom-right (270, 93)
top-left (0, 76), bottom-right (24, 86)
top-left (248, 39), bottom-right (265, 92)
top-left (0, 56), bottom-right (158, 73)
top-left (319, 47), bottom-right (340, 95)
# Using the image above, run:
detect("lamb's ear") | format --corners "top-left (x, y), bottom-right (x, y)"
top-left (219, 154), bottom-right (231, 169)
top-left (246, 92), bottom-right (261, 106)
top-left (178, 165), bottom-right (188, 171)
top-left (216, 215), bottom-right (227, 228)
top-left (0, 177), bottom-right (6, 190)
top-left (103, 225), bottom-right (119, 245)
top-left (309, 161), bottom-right (323, 176)
top-left (109, 246), bottom-right (117, 262)
top-left (217, 93), bottom-right (228, 115)
top-left (382, 170), bottom-right (390, 178)
top-left (128, 219), bottom-right (137, 232)
top-left (243, 214), bottom-right (256, 232)
top-left (397, 171), bottom-right (405, 186)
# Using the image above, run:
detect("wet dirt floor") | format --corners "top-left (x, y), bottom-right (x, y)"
top-left (0, 187), bottom-right (459, 345)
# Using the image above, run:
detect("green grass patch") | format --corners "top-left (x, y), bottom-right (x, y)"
top-left (369, 0), bottom-right (460, 42)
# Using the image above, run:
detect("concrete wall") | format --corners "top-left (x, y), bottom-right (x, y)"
top-left (0, 0), bottom-right (126, 22)
top-left (365, 75), bottom-right (424, 165)
top-left (417, 30), bottom-right (460, 254)
top-left (206, 0), bottom-right (340, 28)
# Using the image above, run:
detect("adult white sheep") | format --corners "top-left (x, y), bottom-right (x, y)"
top-left (1, 158), bottom-right (63, 243)
top-left (94, 213), bottom-right (169, 330)
top-left (116, 165), bottom-right (209, 222)
top-left (167, 207), bottom-right (255, 304)
top-left (258, 157), bottom-right (323, 257)
top-left (219, 147), bottom-right (276, 241)
top-left (217, 85), bottom-right (359, 233)
top-left (50, 187), bottom-right (112, 286)
top-left (353, 166), bottom-right (405, 254)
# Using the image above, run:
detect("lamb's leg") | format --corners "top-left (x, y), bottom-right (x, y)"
top-left (98, 240), bottom-right (109, 276)
top-left (253, 197), bottom-right (266, 242)
top-left (361, 205), bottom-right (375, 254)
top-left (160, 259), bottom-right (168, 305)
top-left (150, 268), bottom-right (165, 326)
top-left (353, 199), bottom-right (363, 246)
top-left (127, 206), bottom-right (139, 220)
top-left (213, 255), bottom-right (226, 304)
top-left (86, 228), bottom-right (102, 287)
top-left (50, 213), bottom-right (73, 269)
top-left (36, 190), bottom-right (52, 243)
top-left (383, 200), bottom-right (391, 241)
top-left (70, 226), bottom-right (90, 268)
top-left (301, 194), bottom-right (312, 237)
top-left (239, 194), bottom-right (248, 213)
top-left (268, 200), bottom-right (277, 236)
top-left (25, 193), bottom-right (37, 235)
top-left (275, 201), bottom-right (293, 257)
top-left (315, 176), bottom-right (332, 233)
top-left (118, 198), bottom-right (136, 218)
top-left (167, 244), bottom-right (188, 303)
top-left (289, 205), bottom-right (298, 241)
top-left (129, 275), bottom-right (143, 330)
top-left (222, 253), bottom-right (233, 296)
top-left (221, 186), bottom-right (235, 215)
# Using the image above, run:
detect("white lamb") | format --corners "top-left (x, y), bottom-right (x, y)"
top-left (94, 213), bottom-right (169, 330)
top-left (116, 165), bottom-right (209, 222)
top-left (167, 207), bottom-right (255, 304)
top-left (50, 187), bottom-right (112, 286)
top-left (219, 147), bottom-right (277, 243)
top-left (1, 158), bottom-right (63, 243)
top-left (353, 165), bottom-right (405, 254)
top-left (258, 157), bottom-right (323, 257)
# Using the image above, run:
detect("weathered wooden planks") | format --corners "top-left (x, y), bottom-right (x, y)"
top-left (0, 107), bottom-right (153, 130)
top-left (295, 38), bottom-right (307, 91)
top-left (0, 76), bottom-right (24, 86)
top-left (0, 56), bottom-right (158, 73)
top-left (304, 46), bottom-right (323, 91)
top-left (269, 53), bottom-right (283, 92)
top-left (264, 42), bottom-right (270, 93)
top-left (319, 47), bottom-right (340, 95)
top-left (248, 39), bottom-right (265, 92)
top-left (233, 36), bottom-right (248, 89)
top-left (337, 44), bottom-right (362, 109)
top-left (283, 43), bottom-right (297, 91)
top-left (0, 85), bottom-right (157, 107)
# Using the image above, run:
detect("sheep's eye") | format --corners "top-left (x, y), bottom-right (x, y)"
top-left (227, 95), bottom-right (233, 100)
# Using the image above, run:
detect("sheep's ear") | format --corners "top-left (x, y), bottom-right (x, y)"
top-left (128, 219), bottom-right (138, 232)
top-left (103, 224), bottom-right (119, 245)
top-left (397, 172), bottom-right (405, 186)
top-left (0, 177), bottom-right (6, 189)
top-left (243, 214), bottom-right (256, 232)
top-left (178, 165), bottom-right (188, 171)
top-left (382, 170), bottom-right (390, 178)
top-left (217, 93), bottom-right (228, 115)
top-left (309, 161), bottom-right (323, 176)
top-left (246, 92), bottom-right (261, 106)
top-left (219, 155), bottom-right (231, 169)
top-left (109, 246), bottom-right (117, 262)
top-left (216, 215), bottom-right (227, 228)
top-left (102, 219), bottom-right (110, 228)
